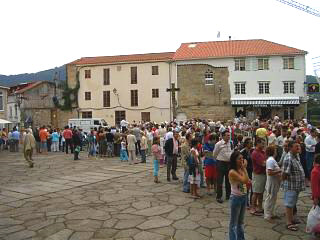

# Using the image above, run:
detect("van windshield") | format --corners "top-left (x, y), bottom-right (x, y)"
top-left (93, 120), bottom-right (100, 125)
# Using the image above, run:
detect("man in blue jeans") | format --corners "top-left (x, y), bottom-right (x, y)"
top-left (282, 141), bottom-right (305, 232)
top-left (11, 127), bottom-right (20, 152)
top-left (181, 133), bottom-right (192, 193)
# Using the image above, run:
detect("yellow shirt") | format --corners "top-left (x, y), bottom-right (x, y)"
top-left (256, 128), bottom-right (267, 139)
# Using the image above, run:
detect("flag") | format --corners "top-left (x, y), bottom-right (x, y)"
top-left (217, 31), bottom-right (220, 38)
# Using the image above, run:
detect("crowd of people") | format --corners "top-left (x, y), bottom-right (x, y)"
top-left (1, 116), bottom-right (320, 239)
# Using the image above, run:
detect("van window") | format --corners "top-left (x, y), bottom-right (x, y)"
top-left (94, 120), bottom-right (100, 125)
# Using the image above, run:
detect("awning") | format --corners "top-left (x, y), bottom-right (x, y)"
top-left (231, 99), bottom-right (300, 106)
top-left (0, 119), bottom-right (12, 124)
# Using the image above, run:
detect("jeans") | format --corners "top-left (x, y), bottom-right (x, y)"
top-left (135, 140), bottom-right (141, 155)
top-left (183, 167), bottom-right (190, 192)
top-left (153, 159), bottom-right (159, 176)
top-left (167, 154), bottom-right (178, 180)
top-left (229, 194), bottom-right (247, 240)
top-left (306, 151), bottom-right (314, 177)
top-left (217, 161), bottom-right (231, 200)
top-left (65, 139), bottom-right (73, 154)
top-left (141, 149), bottom-right (146, 162)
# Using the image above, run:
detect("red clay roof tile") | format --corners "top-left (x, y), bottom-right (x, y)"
top-left (173, 39), bottom-right (307, 60)
top-left (69, 52), bottom-right (175, 65)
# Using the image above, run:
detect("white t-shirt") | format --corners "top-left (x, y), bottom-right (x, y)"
top-left (266, 156), bottom-right (280, 172)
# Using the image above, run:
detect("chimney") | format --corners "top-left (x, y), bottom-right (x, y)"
top-left (229, 36), bottom-right (232, 40)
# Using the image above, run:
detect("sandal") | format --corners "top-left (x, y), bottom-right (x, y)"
top-left (286, 223), bottom-right (298, 231)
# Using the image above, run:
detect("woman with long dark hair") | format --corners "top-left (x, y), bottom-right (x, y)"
top-left (228, 151), bottom-right (249, 240)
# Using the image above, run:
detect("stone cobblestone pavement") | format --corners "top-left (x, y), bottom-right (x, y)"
top-left (0, 150), bottom-right (315, 240)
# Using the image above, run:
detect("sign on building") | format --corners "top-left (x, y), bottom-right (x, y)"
top-left (308, 83), bottom-right (320, 94)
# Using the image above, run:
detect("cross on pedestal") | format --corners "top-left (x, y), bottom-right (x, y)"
top-left (166, 83), bottom-right (180, 121)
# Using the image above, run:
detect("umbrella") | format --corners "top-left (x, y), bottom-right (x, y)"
top-left (0, 119), bottom-right (12, 124)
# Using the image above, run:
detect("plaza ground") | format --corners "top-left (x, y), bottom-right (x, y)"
top-left (0, 150), bottom-right (315, 240)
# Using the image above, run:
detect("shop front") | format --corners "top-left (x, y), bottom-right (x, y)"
top-left (231, 98), bottom-right (301, 121)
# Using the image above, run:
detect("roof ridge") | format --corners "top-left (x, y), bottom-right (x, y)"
top-left (181, 39), bottom-right (265, 44)
top-left (79, 51), bottom-right (175, 60)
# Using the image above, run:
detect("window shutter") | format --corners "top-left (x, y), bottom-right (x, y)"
top-left (253, 58), bottom-right (259, 71)
top-left (245, 58), bottom-right (251, 71)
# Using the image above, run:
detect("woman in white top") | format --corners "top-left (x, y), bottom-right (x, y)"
top-left (228, 151), bottom-right (249, 240)
top-left (264, 145), bottom-right (282, 222)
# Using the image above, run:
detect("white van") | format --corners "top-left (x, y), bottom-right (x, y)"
top-left (68, 118), bottom-right (107, 133)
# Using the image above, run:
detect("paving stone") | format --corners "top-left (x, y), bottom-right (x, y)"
top-left (65, 208), bottom-right (110, 220)
top-left (114, 218), bottom-right (146, 229)
top-left (167, 208), bottom-right (189, 220)
top-left (4, 229), bottom-right (36, 240)
top-left (66, 219), bottom-right (103, 231)
top-left (198, 218), bottom-right (221, 229)
top-left (174, 229), bottom-right (209, 240)
top-left (69, 231), bottom-right (94, 240)
top-left (132, 201), bottom-right (151, 210)
top-left (37, 223), bottom-right (65, 238)
top-left (137, 216), bottom-right (173, 230)
top-left (168, 196), bottom-right (194, 206)
top-left (197, 227), bottom-right (212, 237)
top-left (134, 231), bottom-right (166, 240)
top-left (245, 226), bottom-right (281, 240)
top-left (27, 219), bottom-right (55, 231)
top-left (103, 219), bottom-right (118, 228)
top-left (44, 229), bottom-right (73, 240)
top-left (0, 225), bottom-right (25, 234)
top-left (173, 219), bottom-right (199, 230)
top-left (133, 205), bottom-right (176, 217)
top-left (0, 218), bottom-right (23, 226)
top-left (94, 228), bottom-right (118, 238)
top-left (149, 226), bottom-right (175, 236)
top-left (114, 228), bottom-right (140, 238)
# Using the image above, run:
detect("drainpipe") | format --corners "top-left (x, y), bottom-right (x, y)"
top-left (168, 61), bottom-right (172, 122)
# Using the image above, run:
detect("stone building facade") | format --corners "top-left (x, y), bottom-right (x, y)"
top-left (0, 86), bottom-right (9, 121)
top-left (176, 64), bottom-right (233, 121)
top-left (9, 81), bottom-right (77, 129)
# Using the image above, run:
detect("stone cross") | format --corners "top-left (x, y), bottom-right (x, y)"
top-left (166, 83), bottom-right (180, 120)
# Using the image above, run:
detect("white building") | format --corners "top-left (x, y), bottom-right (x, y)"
top-left (173, 39), bottom-right (307, 120)
top-left (68, 52), bottom-right (175, 126)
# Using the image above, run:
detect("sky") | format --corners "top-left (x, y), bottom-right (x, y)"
top-left (0, 0), bottom-right (319, 76)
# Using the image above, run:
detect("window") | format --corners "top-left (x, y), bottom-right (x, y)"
top-left (152, 66), bottom-right (159, 75)
top-left (284, 107), bottom-right (295, 120)
top-left (152, 89), bottom-right (159, 98)
top-left (235, 83), bottom-right (246, 94)
top-left (205, 70), bottom-right (214, 85)
top-left (82, 111), bottom-right (92, 118)
top-left (0, 91), bottom-right (3, 111)
top-left (141, 112), bottom-right (150, 122)
top-left (131, 90), bottom-right (138, 106)
top-left (258, 82), bottom-right (270, 94)
top-left (93, 120), bottom-right (100, 125)
top-left (85, 92), bottom-right (91, 100)
top-left (258, 58), bottom-right (269, 70)
top-left (115, 111), bottom-right (126, 126)
top-left (131, 67), bottom-right (137, 84)
top-left (103, 68), bottom-right (110, 85)
top-left (283, 81), bottom-right (295, 94)
top-left (235, 59), bottom-right (246, 71)
top-left (103, 91), bottom-right (110, 107)
top-left (283, 57), bottom-right (294, 69)
top-left (85, 70), bottom-right (91, 78)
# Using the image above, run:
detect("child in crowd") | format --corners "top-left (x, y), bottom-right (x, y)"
top-left (152, 136), bottom-right (161, 183)
top-left (189, 139), bottom-right (201, 199)
top-left (120, 136), bottom-right (128, 161)
top-left (88, 129), bottom-right (97, 159)
top-left (203, 134), bottom-right (218, 195)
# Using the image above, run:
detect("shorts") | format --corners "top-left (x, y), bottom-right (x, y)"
top-left (205, 165), bottom-right (217, 180)
top-left (252, 173), bottom-right (266, 194)
top-left (284, 190), bottom-right (299, 208)
top-left (40, 141), bottom-right (47, 150)
top-left (189, 174), bottom-right (200, 186)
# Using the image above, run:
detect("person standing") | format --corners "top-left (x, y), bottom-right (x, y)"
top-left (264, 145), bottom-right (282, 222)
top-left (106, 128), bottom-right (114, 157)
top-left (120, 136), bottom-right (128, 161)
top-left (152, 136), bottom-right (161, 183)
top-left (33, 127), bottom-right (41, 154)
top-left (127, 130), bottom-right (137, 164)
top-left (311, 154), bottom-right (320, 207)
top-left (113, 129), bottom-right (121, 157)
top-left (181, 133), bottom-right (192, 193)
top-left (39, 126), bottom-right (49, 155)
top-left (63, 126), bottom-right (73, 154)
top-left (132, 124), bottom-right (142, 156)
top-left (228, 151), bottom-right (249, 240)
top-left (251, 138), bottom-right (267, 216)
top-left (140, 132), bottom-right (147, 163)
top-left (305, 128), bottom-right (317, 178)
top-left (51, 129), bottom-right (60, 152)
top-left (11, 127), bottom-right (20, 152)
top-left (213, 130), bottom-right (233, 203)
top-left (240, 138), bottom-right (253, 207)
top-left (164, 131), bottom-right (180, 181)
top-left (282, 141), bottom-right (305, 231)
top-left (72, 129), bottom-right (81, 160)
top-left (23, 128), bottom-right (36, 168)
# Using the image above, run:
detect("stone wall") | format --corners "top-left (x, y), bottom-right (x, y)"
top-left (66, 64), bottom-right (77, 88)
top-left (176, 64), bottom-right (234, 121)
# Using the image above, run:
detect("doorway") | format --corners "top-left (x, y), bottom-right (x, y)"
top-left (261, 107), bottom-right (271, 120)
top-left (115, 111), bottom-right (126, 126)
top-left (141, 112), bottom-right (150, 122)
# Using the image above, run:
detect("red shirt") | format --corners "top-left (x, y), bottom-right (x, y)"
top-left (251, 148), bottom-right (266, 175)
top-left (311, 164), bottom-right (320, 200)
top-left (63, 129), bottom-right (73, 139)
